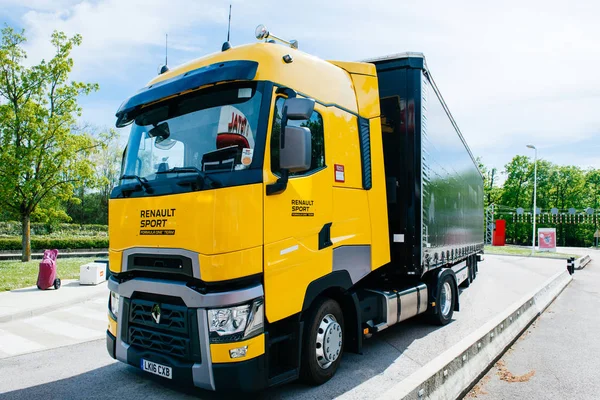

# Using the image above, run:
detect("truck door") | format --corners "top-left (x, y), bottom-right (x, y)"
top-left (263, 95), bottom-right (333, 323)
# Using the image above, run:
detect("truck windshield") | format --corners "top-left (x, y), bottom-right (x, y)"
top-left (121, 82), bottom-right (263, 190)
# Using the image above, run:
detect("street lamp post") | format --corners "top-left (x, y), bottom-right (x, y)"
top-left (527, 145), bottom-right (537, 255)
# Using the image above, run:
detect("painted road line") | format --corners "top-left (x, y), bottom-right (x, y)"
top-left (0, 329), bottom-right (45, 355)
top-left (62, 305), bottom-right (107, 322)
top-left (91, 297), bottom-right (108, 306)
top-left (23, 315), bottom-right (102, 341)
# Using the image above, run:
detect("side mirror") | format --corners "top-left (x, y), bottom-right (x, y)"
top-left (266, 97), bottom-right (315, 196)
top-left (284, 98), bottom-right (315, 120)
top-left (280, 126), bottom-right (311, 172)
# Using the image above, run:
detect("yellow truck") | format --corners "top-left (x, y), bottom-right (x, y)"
top-left (106, 25), bottom-right (484, 391)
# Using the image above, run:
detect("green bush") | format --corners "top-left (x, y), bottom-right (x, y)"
top-left (0, 222), bottom-right (108, 236)
top-left (0, 236), bottom-right (108, 251)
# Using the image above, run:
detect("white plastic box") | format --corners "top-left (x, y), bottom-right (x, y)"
top-left (79, 262), bottom-right (107, 285)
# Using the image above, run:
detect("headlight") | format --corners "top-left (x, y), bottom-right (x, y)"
top-left (208, 298), bottom-right (264, 343)
top-left (109, 291), bottom-right (120, 319)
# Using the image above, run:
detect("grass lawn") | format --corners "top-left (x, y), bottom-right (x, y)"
top-left (0, 257), bottom-right (98, 292)
top-left (484, 245), bottom-right (578, 259)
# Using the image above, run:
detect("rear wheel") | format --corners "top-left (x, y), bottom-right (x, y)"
top-left (53, 278), bottom-right (61, 290)
top-left (430, 274), bottom-right (456, 326)
top-left (300, 298), bottom-right (344, 385)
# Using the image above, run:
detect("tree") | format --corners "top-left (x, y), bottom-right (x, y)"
top-left (0, 26), bottom-right (100, 261)
top-left (585, 169), bottom-right (600, 246)
top-left (548, 165), bottom-right (585, 246)
top-left (585, 169), bottom-right (600, 211)
top-left (500, 155), bottom-right (530, 209)
top-left (66, 127), bottom-right (121, 225)
top-left (94, 129), bottom-right (122, 210)
top-left (549, 165), bottom-right (585, 210)
top-left (527, 160), bottom-right (553, 210)
top-left (477, 157), bottom-right (501, 207)
top-left (500, 155), bottom-right (537, 244)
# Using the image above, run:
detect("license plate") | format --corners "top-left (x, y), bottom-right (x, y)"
top-left (141, 359), bottom-right (172, 379)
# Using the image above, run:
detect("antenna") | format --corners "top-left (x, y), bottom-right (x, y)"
top-left (158, 33), bottom-right (170, 74)
top-left (222, 5), bottom-right (232, 51)
top-left (227, 5), bottom-right (232, 42)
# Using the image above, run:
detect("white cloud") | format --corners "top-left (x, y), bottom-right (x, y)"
top-left (0, 0), bottom-right (80, 11)
top-left (3, 0), bottom-right (599, 170)
top-left (15, 0), bottom-right (225, 79)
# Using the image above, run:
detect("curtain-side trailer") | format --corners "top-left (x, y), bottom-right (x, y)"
top-left (106, 27), bottom-right (484, 392)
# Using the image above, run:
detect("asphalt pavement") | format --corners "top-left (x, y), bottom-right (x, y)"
top-left (0, 255), bottom-right (570, 399)
top-left (0, 296), bottom-right (107, 359)
top-left (466, 251), bottom-right (599, 400)
top-left (0, 279), bottom-right (108, 322)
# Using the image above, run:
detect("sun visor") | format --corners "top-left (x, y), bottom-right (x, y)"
top-left (115, 60), bottom-right (259, 128)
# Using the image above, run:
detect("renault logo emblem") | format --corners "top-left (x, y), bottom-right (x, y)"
top-left (151, 304), bottom-right (161, 324)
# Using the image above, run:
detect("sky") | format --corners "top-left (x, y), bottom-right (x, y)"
top-left (1, 0), bottom-right (599, 175)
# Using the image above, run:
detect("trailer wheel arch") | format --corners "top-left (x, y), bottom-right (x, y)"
top-left (301, 271), bottom-right (362, 354)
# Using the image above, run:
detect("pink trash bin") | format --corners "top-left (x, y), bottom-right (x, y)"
top-left (36, 249), bottom-right (61, 290)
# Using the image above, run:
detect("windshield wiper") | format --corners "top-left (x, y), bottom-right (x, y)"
top-left (120, 174), bottom-right (151, 193)
top-left (156, 167), bottom-right (222, 189)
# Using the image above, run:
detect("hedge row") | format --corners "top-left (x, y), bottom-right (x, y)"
top-left (0, 237), bottom-right (109, 251)
top-left (0, 222), bottom-right (108, 236)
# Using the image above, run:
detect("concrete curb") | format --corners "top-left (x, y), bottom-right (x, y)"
top-left (0, 281), bottom-right (108, 323)
top-left (379, 268), bottom-right (573, 400)
top-left (575, 255), bottom-right (591, 270)
top-left (483, 252), bottom-right (575, 261)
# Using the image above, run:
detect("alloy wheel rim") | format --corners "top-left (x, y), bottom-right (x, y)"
top-left (315, 313), bottom-right (342, 369)
top-left (440, 281), bottom-right (452, 317)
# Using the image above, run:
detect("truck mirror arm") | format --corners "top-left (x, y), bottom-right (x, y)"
top-left (266, 169), bottom-right (289, 196)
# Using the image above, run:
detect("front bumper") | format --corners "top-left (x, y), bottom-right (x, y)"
top-left (107, 330), bottom-right (116, 359)
top-left (107, 276), bottom-right (267, 391)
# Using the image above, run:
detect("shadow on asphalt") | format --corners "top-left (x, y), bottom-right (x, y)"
top-left (258, 317), bottom-right (451, 399)
top-left (1, 317), bottom-right (449, 400)
top-left (10, 287), bottom-right (40, 293)
top-left (62, 281), bottom-right (82, 288)
top-left (10, 280), bottom-right (82, 293)
top-left (0, 361), bottom-right (234, 400)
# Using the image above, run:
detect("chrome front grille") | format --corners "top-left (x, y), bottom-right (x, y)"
top-left (128, 325), bottom-right (189, 358)
top-left (129, 299), bottom-right (188, 334)
top-left (127, 298), bottom-right (195, 360)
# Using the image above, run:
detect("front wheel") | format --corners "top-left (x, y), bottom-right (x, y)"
top-left (53, 278), bottom-right (61, 290)
top-left (430, 274), bottom-right (456, 326)
top-left (300, 298), bottom-right (344, 385)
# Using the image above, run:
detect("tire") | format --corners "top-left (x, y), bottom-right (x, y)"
top-left (430, 274), bottom-right (456, 326)
top-left (300, 297), bottom-right (345, 385)
top-left (54, 278), bottom-right (61, 290)
top-left (472, 258), bottom-right (478, 280)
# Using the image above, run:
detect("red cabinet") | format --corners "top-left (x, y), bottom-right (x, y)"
top-left (493, 219), bottom-right (506, 246)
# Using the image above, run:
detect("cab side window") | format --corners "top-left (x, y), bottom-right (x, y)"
top-left (270, 97), bottom-right (325, 175)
